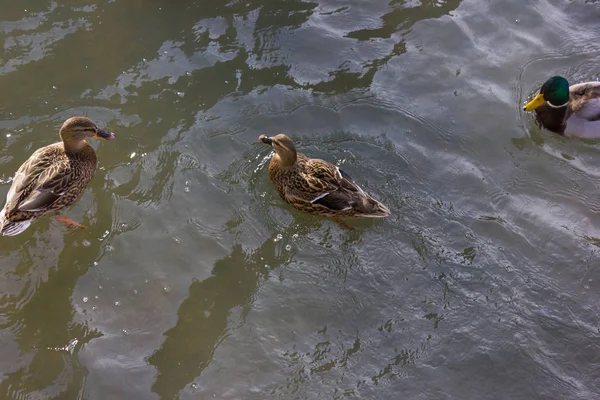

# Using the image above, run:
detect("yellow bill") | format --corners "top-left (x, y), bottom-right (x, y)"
top-left (523, 92), bottom-right (546, 111)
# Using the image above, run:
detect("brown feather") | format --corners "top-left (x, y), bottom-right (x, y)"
top-left (533, 103), bottom-right (570, 135)
top-left (261, 134), bottom-right (390, 219)
top-left (0, 117), bottom-right (114, 236)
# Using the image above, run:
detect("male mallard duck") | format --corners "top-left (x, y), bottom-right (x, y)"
top-left (0, 117), bottom-right (115, 236)
top-left (523, 75), bottom-right (600, 138)
top-left (259, 133), bottom-right (390, 229)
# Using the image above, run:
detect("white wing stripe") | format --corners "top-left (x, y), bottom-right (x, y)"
top-left (335, 166), bottom-right (343, 180)
top-left (310, 192), bottom-right (329, 203)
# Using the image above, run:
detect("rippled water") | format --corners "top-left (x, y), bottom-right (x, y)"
top-left (1, 0), bottom-right (600, 398)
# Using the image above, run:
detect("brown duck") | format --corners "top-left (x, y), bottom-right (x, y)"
top-left (259, 133), bottom-right (390, 229)
top-left (0, 117), bottom-right (115, 236)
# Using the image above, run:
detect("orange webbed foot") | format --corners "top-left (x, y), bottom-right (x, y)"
top-left (333, 216), bottom-right (355, 231)
top-left (55, 215), bottom-right (88, 230)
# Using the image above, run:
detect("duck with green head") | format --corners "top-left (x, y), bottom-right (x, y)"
top-left (523, 75), bottom-right (600, 138)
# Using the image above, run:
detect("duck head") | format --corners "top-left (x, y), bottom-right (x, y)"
top-left (524, 76), bottom-right (570, 111)
top-left (259, 133), bottom-right (297, 167)
top-left (60, 117), bottom-right (116, 143)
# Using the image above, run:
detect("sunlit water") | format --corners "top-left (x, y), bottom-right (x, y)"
top-left (1, 0), bottom-right (600, 398)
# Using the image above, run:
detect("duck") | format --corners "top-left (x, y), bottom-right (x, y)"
top-left (0, 117), bottom-right (116, 236)
top-left (259, 133), bottom-right (390, 229)
top-left (523, 75), bottom-right (600, 139)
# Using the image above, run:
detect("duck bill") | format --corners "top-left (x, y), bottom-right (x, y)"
top-left (523, 93), bottom-right (546, 111)
top-left (94, 129), bottom-right (116, 140)
top-left (259, 134), bottom-right (273, 145)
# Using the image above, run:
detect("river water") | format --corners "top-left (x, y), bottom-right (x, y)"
top-left (1, 0), bottom-right (599, 399)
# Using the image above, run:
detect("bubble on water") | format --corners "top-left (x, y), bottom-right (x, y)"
top-left (184, 187), bottom-right (190, 193)
top-left (98, 285), bottom-right (103, 291)
top-left (176, 91), bottom-right (185, 98)
top-left (191, 382), bottom-right (197, 389)
top-left (145, 279), bottom-right (149, 284)
top-left (82, 240), bottom-right (91, 247)
top-left (106, 245), bottom-right (114, 252)
top-left (515, 19), bottom-right (520, 24)
top-left (292, 234), bottom-right (299, 239)
top-left (130, 152), bottom-right (136, 159)
top-left (114, 301), bottom-right (120, 307)
top-left (122, 329), bottom-right (129, 336)
top-left (203, 310), bottom-right (211, 318)
top-left (174, 237), bottom-right (181, 244)
top-left (163, 286), bottom-right (170, 293)
top-left (274, 234), bottom-right (283, 242)
top-left (6, 134), bottom-right (11, 138)
top-left (93, 261), bottom-right (98, 266)
top-left (133, 289), bottom-right (138, 295)
top-left (83, 297), bottom-right (88, 303)
top-left (52, 85), bottom-right (57, 89)
top-left (285, 245), bottom-right (292, 251)
top-left (186, 71), bottom-right (191, 76)
top-left (94, 296), bottom-right (99, 300)
top-left (91, 306), bottom-right (97, 311)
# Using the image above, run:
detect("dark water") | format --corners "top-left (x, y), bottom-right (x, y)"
top-left (1, 0), bottom-right (600, 398)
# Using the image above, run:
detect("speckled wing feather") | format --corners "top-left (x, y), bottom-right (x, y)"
top-left (18, 165), bottom-right (75, 211)
top-left (7, 147), bottom-right (54, 201)
top-left (6, 145), bottom-right (76, 213)
top-left (289, 158), bottom-right (362, 211)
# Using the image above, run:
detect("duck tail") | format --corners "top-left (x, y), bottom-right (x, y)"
top-left (358, 197), bottom-right (391, 218)
top-left (0, 208), bottom-right (31, 236)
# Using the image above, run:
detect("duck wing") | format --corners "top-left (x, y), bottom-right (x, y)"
top-left (8, 150), bottom-right (76, 212)
top-left (290, 159), bottom-right (364, 212)
top-left (18, 166), bottom-right (74, 211)
top-left (570, 82), bottom-right (600, 122)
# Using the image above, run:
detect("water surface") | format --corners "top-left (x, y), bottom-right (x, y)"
top-left (1, 0), bottom-right (600, 399)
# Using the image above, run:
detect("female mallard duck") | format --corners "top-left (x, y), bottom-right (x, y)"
top-left (0, 117), bottom-right (115, 236)
top-left (523, 75), bottom-right (600, 138)
top-left (259, 133), bottom-right (390, 229)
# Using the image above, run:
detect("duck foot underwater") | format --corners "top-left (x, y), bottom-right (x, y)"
top-left (55, 215), bottom-right (87, 229)
top-left (333, 216), bottom-right (354, 231)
